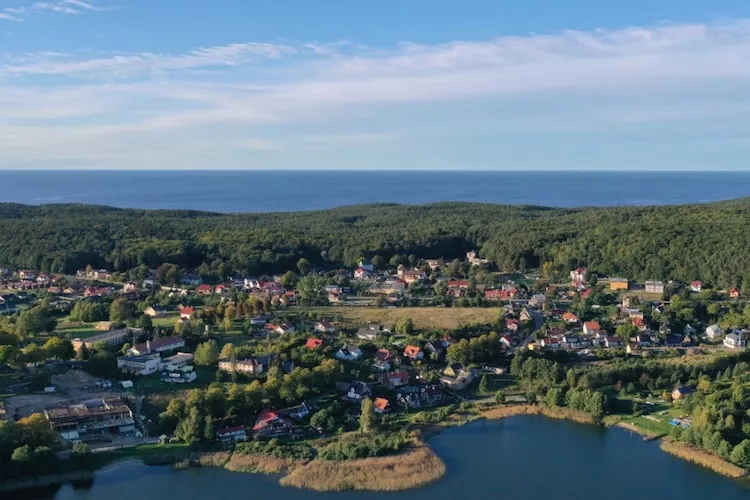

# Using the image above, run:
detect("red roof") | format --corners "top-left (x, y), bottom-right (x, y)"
top-left (375, 348), bottom-right (391, 361)
top-left (632, 317), bottom-right (646, 327)
top-left (198, 284), bottom-right (212, 292)
top-left (584, 321), bottom-right (601, 331)
top-left (562, 312), bottom-right (579, 322)
top-left (305, 338), bottom-right (323, 350)
top-left (181, 306), bottom-right (195, 316)
top-left (387, 369), bottom-right (409, 384)
top-left (580, 288), bottom-right (593, 298)
top-left (253, 409), bottom-right (280, 431)
top-left (691, 281), bottom-right (702, 287)
top-left (448, 280), bottom-right (469, 288)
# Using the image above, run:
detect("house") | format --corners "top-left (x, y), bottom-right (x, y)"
top-left (632, 317), bottom-right (647, 330)
top-left (218, 355), bottom-right (272, 375)
top-left (253, 409), bottom-right (292, 437)
top-left (335, 345), bottom-right (363, 362)
top-left (197, 284), bottom-right (213, 295)
top-left (346, 381), bottom-right (372, 402)
top-left (440, 364), bottom-right (475, 390)
top-left (672, 386), bottom-right (695, 401)
top-left (485, 289), bottom-right (512, 301)
top-left (610, 278), bottom-right (629, 291)
top-left (519, 308), bottom-right (534, 322)
top-left (690, 281), bottom-right (703, 292)
top-left (506, 319), bottom-right (519, 332)
top-left (403, 345), bottom-right (423, 360)
top-left (724, 332), bottom-right (746, 350)
top-left (684, 324), bottom-right (697, 336)
top-left (626, 343), bottom-right (641, 355)
top-left (95, 321), bottom-right (114, 332)
top-left (583, 321), bottom-right (601, 335)
top-left (447, 280), bottom-right (469, 291)
top-left (644, 280), bottom-right (665, 294)
top-left (117, 353), bottom-right (161, 375)
top-left (562, 312), bottom-right (579, 324)
top-left (373, 397), bottom-right (391, 414)
top-left (466, 250), bottom-right (489, 266)
top-left (730, 288), bottom-right (741, 299)
top-left (129, 336), bottom-right (185, 355)
top-left (380, 369), bottom-right (409, 389)
top-left (636, 333), bottom-right (653, 346)
top-left (358, 259), bottom-right (374, 272)
top-left (249, 315), bottom-right (268, 326)
top-left (305, 338), bottom-right (324, 350)
top-left (179, 306), bottom-right (195, 320)
top-left (161, 352), bottom-right (194, 370)
top-left (44, 398), bottom-right (134, 442)
top-left (374, 349), bottom-right (392, 371)
top-left (353, 267), bottom-right (371, 280)
top-left (314, 320), bottom-right (336, 333)
top-left (580, 288), bottom-right (593, 299)
top-left (214, 284), bottom-right (229, 295)
top-left (705, 324), bottom-right (724, 341)
top-left (356, 324), bottom-right (381, 341)
top-left (216, 425), bottom-right (247, 443)
top-left (145, 305), bottom-right (169, 318)
top-left (266, 323), bottom-right (295, 335)
top-left (426, 259), bottom-right (441, 270)
top-left (570, 267), bottom-right (588, 284)
top-left (604, 336), bottom-right (624, 348)
top-left (528, 294), bottom-right (547, 308)
top-left (160, 365), bottom-right (198, 384)
top-left (540, 337), bottom-right (561, 349)
top-left (424, 341), bottom-right (445, 357)
top-left (500, 335), bottom-right (514, 348)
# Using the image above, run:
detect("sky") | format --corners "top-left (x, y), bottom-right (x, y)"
top-left (2, 0), bottom-right (750, 170)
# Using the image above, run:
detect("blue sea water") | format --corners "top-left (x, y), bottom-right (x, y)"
top-left (2, 170), bottom-right (750, 213)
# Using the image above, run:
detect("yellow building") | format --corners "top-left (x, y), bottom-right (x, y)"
top-left (610, 278), bottom-right (629, 291)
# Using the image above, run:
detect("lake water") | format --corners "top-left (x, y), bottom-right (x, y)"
top-left (18, 416), bottom-right (750, 500)
top-left (3, 170), bottom-right (750, 212)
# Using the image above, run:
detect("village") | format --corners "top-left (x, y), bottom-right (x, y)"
top-left (1, 253), bottom-right (749, 460)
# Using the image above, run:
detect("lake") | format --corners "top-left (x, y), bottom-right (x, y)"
top-left (16, 416), bottom-right (750, 500)
top-left (3, 170), bottom-right (750, 212)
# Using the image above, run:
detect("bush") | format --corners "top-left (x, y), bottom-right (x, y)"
top-left (319, 433), bottom-right (409, 461)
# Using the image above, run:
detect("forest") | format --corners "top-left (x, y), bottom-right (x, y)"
top-left (2, 198), bottom-right (750, 288)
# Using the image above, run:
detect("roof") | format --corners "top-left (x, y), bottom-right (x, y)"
top-left (584, 321), bottom-right (601, 330)
top-left (253, 409), bottom-right (281, 429)
top-left (305, 338), bottom-right (323, 350)
top-left (133, 335), bottom-right (184, 353)
top-left (373, 398), bottom-right (390, 411)
top-left (375, 348), bottom-right (391, 361)
top-left (404, 345), bottom-right (422, 357)
top-left (674, 386), bottom-right (695, 395)
top-left (181, 306), bottom-right (195, 315)
top-left (217, 425), bottom-right (246, 436)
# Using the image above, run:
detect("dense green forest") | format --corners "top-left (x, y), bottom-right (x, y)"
top-left (1, 199), bottom-right (750, 288)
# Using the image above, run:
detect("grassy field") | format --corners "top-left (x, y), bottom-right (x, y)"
top-left (152, 314), bottom-right (179, 327)
top-left (298, 306), bottom-right (501, 330)
top-left (54, 323), bottom-right (100, 339)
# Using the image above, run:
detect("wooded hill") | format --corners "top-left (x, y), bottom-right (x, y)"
top-left (1, 199), bottom-right (749, 288)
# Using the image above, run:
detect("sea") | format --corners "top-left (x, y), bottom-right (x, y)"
top-left (2, 170), bottom-right (750, 212)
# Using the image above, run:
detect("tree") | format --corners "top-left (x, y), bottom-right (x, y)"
top-left (616, 323), bottom-right (638, 341)
top-left (359, 397), bottom-right (376, 433)
top-left (16, 304), bottom-right (56, 335)
top-left (280, 271), bottom-right (298, 288)
top-left (0, 345), bottom-right (23, 368)
top-left (43, 337), bottom-right (75, 360)
top-left (175, 407), bottom-right (202, 444)
top-left (75, 342), bottom-right (90, 361)
top-left (730, 439), bottom-right (750, 468)
top-left (296, 258), bottom-right (311, 275)
top-left (72, 442), bottom-right (90, 457)
top-left (395, 317), bottom-right (414, 336)
top-left (220, 343), bottom-right (236, 361)
top-left (194, 340), bottom-right (220, 366)
top-left (11, 445), bottom-right (32, 463)
top-left (17, 413), bottom-right (57, 448)
top-left (297, 276), bottom-right (328, 306)
top-left (478, 375), bottom-right (490, 394)
top-left (371, 255), bottom-right (385, 270)
top-left (204, 416), bottom-right (216, 441)
top-left (109, 298), bottom-right (133, 325)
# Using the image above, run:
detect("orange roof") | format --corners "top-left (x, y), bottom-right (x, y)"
top-left (562, 312), bottom-right (578, 321)
top-left (404, 345), bottom-right (421, 357)
top-left (584, 321), bottom-right (601, 330)
top-left (373, 398), bottom-right (389, 411)
top-left (305, 338), bottom-right (323, 350)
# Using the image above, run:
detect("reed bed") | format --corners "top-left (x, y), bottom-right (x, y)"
top-left (660, 440), bottom-right (746, 478)
top-left (481, 404), bottom-right (596, 424)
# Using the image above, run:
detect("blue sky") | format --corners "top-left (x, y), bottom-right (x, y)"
top-left (2, 0), bottom-right (750, 170)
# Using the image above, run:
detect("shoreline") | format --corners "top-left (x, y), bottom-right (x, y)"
top-left (2, 407), bottom-right (746, 493)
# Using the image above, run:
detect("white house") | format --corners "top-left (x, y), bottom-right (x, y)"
top-left (358, 259), bottom-right (374, 272)
top-left (117, 353), bottom-right (161, 375)
top-left (335, 345), bottom-right (363, 362)
top-left (705, 324), bottom-right (724, 341)
top-left (724, 332), bottom-right (746, 350)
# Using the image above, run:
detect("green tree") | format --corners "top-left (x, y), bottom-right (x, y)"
top-left (109, 298), bottom-right (133, 325)
top-left (43, 337), bottom-right (75, 360)
top-left (204, 416), bottom-right (216, 441)
top-left (296, 258), bottom-right (311, 275)
top-left (16, 304), bottom-right (56, 335)
top-left (175, 407), bottom-right (203, 444)
top-left (371, 255), bottom-right (385, 270)
top-left (220, 343), bottom-right (236, 361)
top-left (730, 439), bottom-right (750, 468)
top-left (395, 317), bottom-right (414, 336)
top-left (359, 397), bottom-right (376, 433)
top-left (478, 375), bottom-right (490, 394)
top-left (280, 271), bottom-right (298, 288)
top-left (11, 444), bottom-right (32, 463)
top-left (194, 340), bottom-right (220, 366)
top-left (297, 276), bottom-right (328, 306)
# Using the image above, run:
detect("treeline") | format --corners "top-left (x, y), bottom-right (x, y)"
top-left (3, 199), bottom-right (750, 287)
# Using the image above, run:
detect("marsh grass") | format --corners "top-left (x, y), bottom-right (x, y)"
top-left (660, 440), bottom-right (746, 478)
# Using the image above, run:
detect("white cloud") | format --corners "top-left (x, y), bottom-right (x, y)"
top-left (1, 0), bottom-right (108, 21)
top-left (2, 19), bottom-right (750, 168)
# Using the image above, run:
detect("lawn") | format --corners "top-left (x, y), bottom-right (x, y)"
top-left (298, 306), bottom-right (502, 330)
top-left (152, 314), bottom-right (180, 327)
top-left (55, 323), bottom-right (100, 339)
top-left (133, 366), bottom-right (216, 394)
top-left (619, 415), bottom-right (674, 436)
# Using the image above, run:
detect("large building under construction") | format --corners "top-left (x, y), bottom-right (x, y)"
top-left (44, 398), bottom-right (135, 442)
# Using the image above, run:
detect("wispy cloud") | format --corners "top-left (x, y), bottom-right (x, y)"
top-left (1, 0), bottom-right (109, 21)
top-left (2, 19), bottom-right (750, 168)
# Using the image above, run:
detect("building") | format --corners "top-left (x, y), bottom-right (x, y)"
top-left (345, 381), bottom-right (372, 402)
top-left (466, 250), bottom-right (489, 266)
top-left (145, 306), bottom-right (169, 318)
top-left (562, 312), bottom-right (579, 324)
top-left (218, 356), bottom-right (271, 375)
top-left (730, 288), bottom-right (741, 299)
top-left (356, 325), bottom-right (381, 341)
top-left (583, 321), bottom-right (601, 335)
top-left (179, 306), bottom-right (195, 320)
top-left (44, 398), bottom-right (135, 442)
top-left (95, 321), bottom-right (114, 332)
top-left (335, 345), bottom-right (363, 362)
top-left (117, 353), bottom-right (161, 375)
top-left (373, 397), bottom-right (391, 414)
top-left (161, 352), bottom-right (194, 369)
top-left (314, 320), bottom-right (336, 333)
top-left (690, 281), bottom-right (703, 292)
top-left (645, 280), bottom-right (665, 294)
top-left (358, 259), bottom-right (374, 272)
top-left (724, 332), bottom-right (746, 350)
top-left (380, 369), bottom-right (409, 389)
top-left (72, 328), bottom-right (130, 352)
top-left (610, 278), bottom-right (629, 291)
top-left (217, 425), bottom-right (247, 443)
top-left (705, 324), bottom-right (723, 341)
top-left (129, 336), bottom-right (185, 355)
top-left (570, 267), bottom-right (588, 284)
top-left (672, 386), bottom-right (695, 401)
top-left (440, 364), bottom-right (475, 390)
top-left (253, 409), bottom-right (292, 438)
top-left (160, 365), bottom-right (198, 384)
top-left (403, 345), bottom-right (423, 360)
top-left (305, 337), bottom-right (324, 350)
